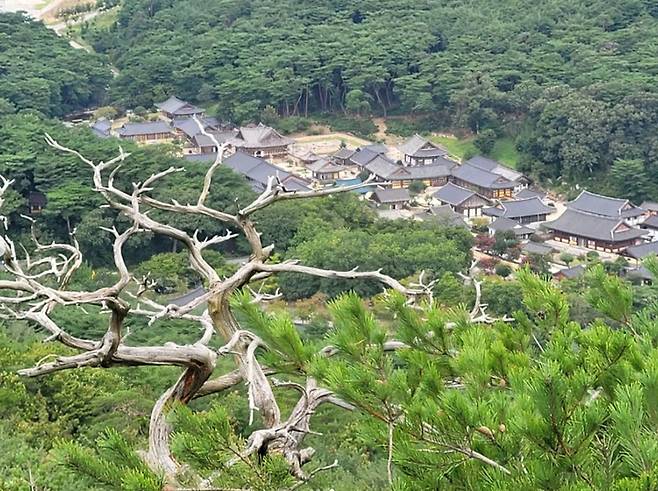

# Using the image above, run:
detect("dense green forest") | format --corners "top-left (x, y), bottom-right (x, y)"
top-left (78, 0), bottom-right (658, 193)
top-left (6, 2), bottom-right (658, 489)
top-left (0, 13), bottom-right (110, 117)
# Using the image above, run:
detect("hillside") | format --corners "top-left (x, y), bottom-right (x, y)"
top-left (0, 12), bottom-right (111, 117)
top-left (81, 0), bottom-right (658, 192)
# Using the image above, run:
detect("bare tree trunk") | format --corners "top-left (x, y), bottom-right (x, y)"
top-left (375, 87), bottom-right (387, 117)
top-left (147, 362), bottom-right (216, 479)
top-left (304, 86), bottom-right (309, 118)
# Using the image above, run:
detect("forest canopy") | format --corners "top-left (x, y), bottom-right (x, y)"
top-left (78, 0), bottom-right (658, 192)
top-left (0, 13), bottom-right (111, 117)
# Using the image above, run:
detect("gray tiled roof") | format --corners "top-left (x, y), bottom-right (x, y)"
top-left (173, 117), bottom-right (220, 138)
top-left (155, 96), bottom-right (204, 116)
top-left (91, 118), bottom-right (111, 134)
top-left (398, 134), bottom-right (447, 158)
top-left (625, 241), bottom-right (658, 260)
top-left (515, 188), bottom-right (546, 200)
top-left (118, 121), bottom-right (173, 137)
top-left (308, 158), bottom-right (344, 173)
top-left (193, 130), bottom-right (236, 148)
top-left (642, 215), bottom-right (658, 229)
top-left (280, 175), bottom-right (311, 192)
top-left (640, 201), bottom-right (658, 212)
top-left (373, 188), bottom-right (410, 204)
top-left (427, 205), bottom-right (467, 227)
top-left (544, 209), bottom-right (646, 242)
top-left (489, 217), bottom-right (534, 236)
top-left (363, 143), bottom-right (388, 154)
top-left (451, 163), bottom-right (515, 190)
top-left (333, 148), bottom-right (356, 160)
top-left (555, 264), bottom-right (586, 279)
top-left (350, 148), bottom-right (381, 167)
top-left (466, 155), bottom-right (525, 183)
top-left (223, 151), bottom-right (268, 174)
top-left (231, 124), bottom-right (293, 149)
top-left (623, 266), bottom-right (654, 281)
top-left (223, 153), bottom-right (310, 192)
top-left (568, 190), bottom-right (643, 218)
top-left (405, 162), bottom-right (455, 179)
top-left (466, 155), bottom-right (498, 171)
top-left (185, 153), bottom-right (217, 162)
top-left (365, 155), bottom-right (406, 179)
top-left (484, 197), bottom-right (554, 219)
top-left (245, 161), bottom-right (289, 185)
top-left (521, 241), bottom-right (555, 255)
top-left (433, 182), bottom-right (478, 206)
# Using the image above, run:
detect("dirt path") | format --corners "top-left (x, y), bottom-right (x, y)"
top-left (372, 117), bottom-right (402, 146)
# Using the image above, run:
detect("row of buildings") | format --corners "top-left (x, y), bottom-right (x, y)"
top-left (88, 96), bottom-right (658, 261)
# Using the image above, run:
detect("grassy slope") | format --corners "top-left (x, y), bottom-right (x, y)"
top-left (430, 135), bottom-right (521, 168)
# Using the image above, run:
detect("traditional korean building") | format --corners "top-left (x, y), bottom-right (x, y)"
top-left (222, 152), bottom-right (310, 192)
top-left (90, 118), bottom-right (111, 138)
top-left (333, 147), bottom-right (356, 166)
top-left (117, 121), bottom-right (174, 143)
top-left (483, 197), bottom-right (554, 224)
top-left (553, 264), bottom-right (586, 281)
top-left (398, 134), bottom-right (448, 166)
top-left (28, 191), bottom-right (47, 214)
top-left (433, 182), bottom-right (490, 218)
top-left (465, 156), bottom-right (529, 193)
top-left (372, 188), bottom-right (411, 210)
top-left (189, 130), bottom-right (237, 154)
top-left (307, 158), bottom-right (345, 182)
top-left (450, 163), bottom-right (515, 199)
top-left (488, 217), bottom-right (535, 240)
top-left (640, 201), bottom-right (658, 216)
top-left (229, 124), bottom-right (293, 160)
top-left (624, 241), bottom-right (658, 263)
top-left (568, 190), bottom-right (644, 225)
top-left (640, 215), bottom-right (658, 240)
top-left (543, 209), bottom-right (645, 253)
top-left (424, 205), bottom-right (468, 228)
top-left (155, 96), bottom-right (205, 119)
top-left (173, 117), bottom-right (221, 140)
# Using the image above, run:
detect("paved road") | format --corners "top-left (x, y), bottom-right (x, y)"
top-left (170, 286), bottom-right (205, 307)
top-left (168, 256), bottom-right (249, 306)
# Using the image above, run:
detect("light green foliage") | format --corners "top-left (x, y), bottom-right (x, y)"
top-left (308, 272), bottom-right (658, 489)
top-left (171, 404), bottom-right (296, 490)
top-left (57, 429), bottom-right (165, 491)
top-left (586, 264), bottom-right (633, 325)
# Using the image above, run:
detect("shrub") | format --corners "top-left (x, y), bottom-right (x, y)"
top-left (494, 263), bottom-right (513, 278)
top-left (474, 128), bottom-right (497, 154)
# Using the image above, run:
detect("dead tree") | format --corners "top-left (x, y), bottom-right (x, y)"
top-left (0, 134), bottom-right (505, 487)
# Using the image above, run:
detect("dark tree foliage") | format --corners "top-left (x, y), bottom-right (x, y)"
top-left (0, 113), bottom-right (256, 264)
top-left (0, 13), bottom-right (111, 117)
top-left (83, 0), bottom-right (658, 197)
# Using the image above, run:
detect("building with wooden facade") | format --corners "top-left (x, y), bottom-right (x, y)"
top-left (307, 158), bottom-right (345, 181)
top-left (117, 121), bottom-right (174, 143)
top-left (483, 197), bottom-right (554, 224)
top-left (432, 182), bottom-right (490, 218)
top-left (465, 156), bottom-right (529, 193)
top-left (229, 124), bottom-right (293, 160)
top-left (450, 162), bottom-right (515, 199)
top-left (155, 96), bottom-right (205, 119)
top-left (398, 134), bottom-right (448, 166)
top-left (372, 188), bottom-right (411, 210)
top-left (543, 209), bottom-right (646, 252)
